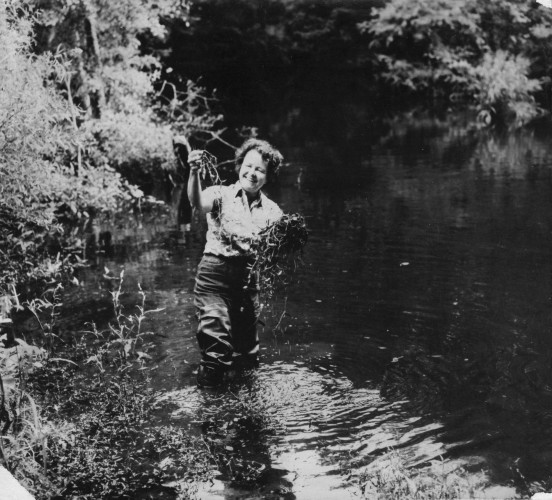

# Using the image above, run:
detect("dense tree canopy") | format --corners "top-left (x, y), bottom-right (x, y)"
top-left (163, 0), bottom-right (552, 126)
top-left (361, 0), bottom-right (552, 125)
top-left (0, 1), bottom-right (136, 290)
top-left (30, 0), bottom-right (225, 183)
top-left (0, 0), bottom-right (223, 293)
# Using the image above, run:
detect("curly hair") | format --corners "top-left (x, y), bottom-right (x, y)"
top-left (234, 139), bottom-right (283, 181)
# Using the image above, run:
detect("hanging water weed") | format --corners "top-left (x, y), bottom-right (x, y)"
top-left (195, 149), bottom-right (221, 185)
top-left (249, 213), bottom-right (309, 295)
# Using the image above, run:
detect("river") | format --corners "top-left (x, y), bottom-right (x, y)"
top-left (71, 112), bottom-right (552, 499)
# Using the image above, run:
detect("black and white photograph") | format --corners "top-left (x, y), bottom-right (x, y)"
top-left (3, 0), bottom-right (552, 498)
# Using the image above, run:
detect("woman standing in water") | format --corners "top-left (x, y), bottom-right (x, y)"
top-left (187, 139), bottom-right (284, 388)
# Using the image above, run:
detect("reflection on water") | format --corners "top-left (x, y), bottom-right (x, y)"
top-left (70, 117), bottom-right (552, 499)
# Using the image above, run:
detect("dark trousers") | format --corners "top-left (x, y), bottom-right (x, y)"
top-left (194, 254), bottom-right (260, 372)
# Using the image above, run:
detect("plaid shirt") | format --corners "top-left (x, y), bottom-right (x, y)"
top-left (203, 182), bottom-right (283, 258)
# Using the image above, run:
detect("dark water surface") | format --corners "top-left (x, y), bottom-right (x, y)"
top-left (72, 117), bottom-right (552, 499)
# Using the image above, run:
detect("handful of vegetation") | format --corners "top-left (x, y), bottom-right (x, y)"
top-left (195, 150), bottom-right (221, 185)
top-left (249, 213), bottom-right (308, 293)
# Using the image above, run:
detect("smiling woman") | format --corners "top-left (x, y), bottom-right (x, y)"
top-left (237, 150), bottom-right (268, 194)
top-left (187, 139), bottom-right (284, 388)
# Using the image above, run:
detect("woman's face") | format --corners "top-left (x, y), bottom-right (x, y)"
top-left (238, 150), bottom-right (268, 196)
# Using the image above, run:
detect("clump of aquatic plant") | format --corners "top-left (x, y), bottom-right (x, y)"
top-left (358, 449), bottom-right (490, 499)
top-left (174, 136), bottom-right (221, 185)
top-left (249, 213), bottom-right (309, 295)
top-left (196, 150), bottom-right (221, 185)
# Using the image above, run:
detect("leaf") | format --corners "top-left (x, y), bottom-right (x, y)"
top-left (144, 307), bottom-right (165, 314)
top-left (49, 357), bottom-right (78, 366)
top-left (159, 457), bottom-right (174, 469)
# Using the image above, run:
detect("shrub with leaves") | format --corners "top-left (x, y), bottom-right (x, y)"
top-left (45, 377), bottom-right (213, 499)
top-left (471, 51), bottom-right (543, 126)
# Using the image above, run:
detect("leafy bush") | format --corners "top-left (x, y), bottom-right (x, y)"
top-left (82, 111), bottom-right (175, 178)
top-left (472, 51), bottom-right (543, 126)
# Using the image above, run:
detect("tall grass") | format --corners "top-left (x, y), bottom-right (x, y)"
top-left (0, 274), bottom-right (216, 498)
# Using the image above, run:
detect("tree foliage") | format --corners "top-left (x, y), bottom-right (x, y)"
top-left (164, 0), bottom-right (552, 126)
top-left (0, 0), bottom-right (224, 293)
top-left (0, 0), bottom-right (143, 292)
top-left (168, 0), bottom-right (380, 79)
top-left (29, 0), bottom-right (224, 183)
top-left (361, 0), bottom-right (552, 125)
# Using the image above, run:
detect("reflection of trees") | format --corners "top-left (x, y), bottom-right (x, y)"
top-left (468, 128), bottom-right (552, 178)
top-left (378, 128), bottom-right (552, 490)
top-left (285, 122), bottom-right (552, 492)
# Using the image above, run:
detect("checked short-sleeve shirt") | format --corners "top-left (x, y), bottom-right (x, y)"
top-left (203, 182), bottom-right (283, 258)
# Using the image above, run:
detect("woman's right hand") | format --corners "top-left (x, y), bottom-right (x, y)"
top-left (188, 150), bottom-right (204, 172)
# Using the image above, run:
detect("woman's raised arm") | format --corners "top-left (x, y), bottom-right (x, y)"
top-left (187, 150), bottom-right (217, 214)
